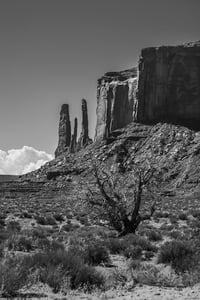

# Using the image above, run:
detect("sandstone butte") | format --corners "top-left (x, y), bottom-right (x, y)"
top-left (0, 40), bottom-right (200, 216)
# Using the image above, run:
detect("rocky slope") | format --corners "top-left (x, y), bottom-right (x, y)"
top-left (16, 121), bottom-right (200, 217)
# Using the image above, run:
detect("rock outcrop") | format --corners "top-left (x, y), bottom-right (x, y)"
top-left (136, 41), bottom-right (200, 130)
top-left (55, 104), bottom-right (71, 158)
top-left (78, 99), bottom-right (92, 148)
top-left (95, 68), bottom-right (138, 141)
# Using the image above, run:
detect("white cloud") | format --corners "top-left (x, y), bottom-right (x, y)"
top-left (0, 146), bottom-right (53, 175)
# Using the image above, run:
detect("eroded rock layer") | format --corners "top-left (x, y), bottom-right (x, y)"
top-left (95, 68), bottom-right (138, 141)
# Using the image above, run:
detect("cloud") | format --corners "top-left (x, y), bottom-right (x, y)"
top-left (0, 146), bottom-right (53, 175)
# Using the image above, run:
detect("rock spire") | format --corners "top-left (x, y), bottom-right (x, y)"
top-left (78, 99), bottom-right (92, 148)
top-left (55, 104), bottom-right (71, 158)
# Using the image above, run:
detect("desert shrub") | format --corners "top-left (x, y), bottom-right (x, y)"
top-left (35, 215), bottom-right (46, 225)
top-left (169, 215), bottom-right (178, 224)
top-left (154, 211), bottom-right (169, 218)
top-left (22, 247), bottom-right (104, 291)
top-left (144, 250), bottom-right (155, 260)
top-left (146, 229), bottom-right (163, 242)
top-left (123, 245), bottom-right (142, 259)
top-left (191, 210), bottom-right (200, 218)
top-left (190, 219), bottom-right (200, 229)
top-left (160, 223), bottom-right (174, 232)
top-left (35, 236), bottom-right (51, 250)
top-left (157, 240), bottom-right (194, 272)
top-left (0, 218), bottom-right (5, 227)
top-left (129, 262), bottom-right (183, 287)
top-left (39, 265), bottom-right (66, 292)
top-left (66, 212), bottom-right (73, 219)
top-left (0, 256), bottom-right (29, 297)
top-left (32, 227), bottom-right (46, 239)
top-left (71, 264), bottom-right (104, 290)
top-left (61, 223), bottom-right (73, 232)
top-left (0, 244), bottom-right (4, 259)
top-left (84, 241), bottom-right (110, 265)
top-left (178, 212), bottom-right (188, 221)
top-left (0, 230), bottom-right (9, 244)
top-left (105, 238), bottom-right (126, 254)
top-left (45, 216), bottom-right (57, 226)
top-left (7, 235), bottom-right (33, 252)
top-left (79, 216), bottom-right (89, 226)
top-left (21, 211), bottom-right (32, 218)
top-left (169, 230), bottom-right (182, 239)
top-left (123, 234), bottom-right (157, 252)
top-left (35, 215), bottom-right (56, 226)
top-left (7, 221), bottom-right (21, 232)
top-left (53, 213), bottom-right (65, 222)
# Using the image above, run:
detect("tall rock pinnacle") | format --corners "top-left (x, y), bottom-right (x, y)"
top-left (70, 117), bottom-right (78, 153)
top-left (55, 104), bottom-right (71, 158)
top-left (78, 99), bottom-right (92, 148)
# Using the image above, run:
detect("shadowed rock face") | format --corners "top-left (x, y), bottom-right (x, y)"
top-left (95, 68), bottom-right (138, 141)
top-left (78, 99), bottom-right (92, 148)
top-left (136, 41), bottom-right (200, 129)
top-left (55, 104), bottom-right (71, 158)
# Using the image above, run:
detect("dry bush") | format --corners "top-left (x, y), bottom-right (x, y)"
top-left (157, 239), bottom-right (193, 272)
top-left (129, 262), bottom-right (182, 287)
top-left (84, 241), bottom-right (110, 265)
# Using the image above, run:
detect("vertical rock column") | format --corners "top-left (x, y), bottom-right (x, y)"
top-left (70, 118), bottom-right (78, 153)
top-left (55, 104), bottom-right (71, 158)
top-left (78, 99), bottom-right (92, 148)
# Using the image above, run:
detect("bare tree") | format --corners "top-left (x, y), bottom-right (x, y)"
top-left (86, 161), bottom-right (156, 236)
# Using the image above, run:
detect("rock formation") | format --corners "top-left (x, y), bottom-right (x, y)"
top-left (95, 41), bottom-right (200, 141)
top-left (70, 118), bottom-right (78, 153)
top-left (55, 99), bottom-right (92, 157)
top-left (95, 68), bottom-right (138, 141)
top-left (78, 99), bottom-right (92, 148)
top-left (55, 104), bottom-right (71, 158)
top-left (136, 41), bottom-right (200, 130)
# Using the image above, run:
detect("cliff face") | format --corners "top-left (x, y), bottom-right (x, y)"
top-left (95, 41), bottom-right (200, 141)
top-left (136, 41), bottom-right (200, 129)
top-left (95, 68), bottom-right (138, 141)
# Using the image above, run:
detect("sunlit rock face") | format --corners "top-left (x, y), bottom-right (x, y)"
top-left (95, 68), bottom-right (138, 141)
top-left (137, 41), bottom-right (200, 129)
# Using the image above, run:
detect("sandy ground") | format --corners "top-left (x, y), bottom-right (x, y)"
top-left (65, 284), bottom-right (200, 300)
top-left (3, 284), bottom-right (199, 300)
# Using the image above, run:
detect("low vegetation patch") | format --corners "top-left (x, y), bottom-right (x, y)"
top-left (157, 239), bottom-right (194, 272)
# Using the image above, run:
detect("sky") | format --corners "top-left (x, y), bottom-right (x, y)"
top-left (0, 0), bottom-right (200, 174)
